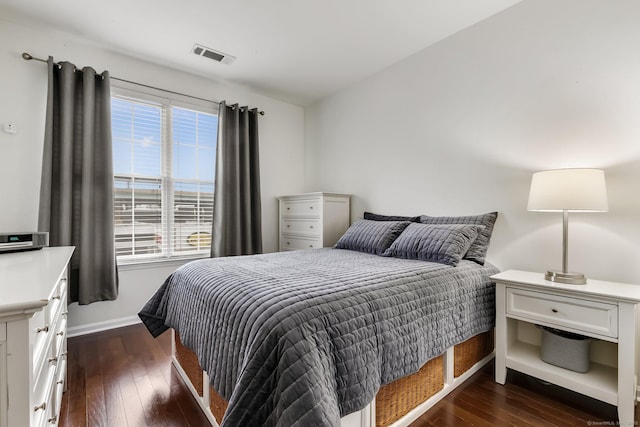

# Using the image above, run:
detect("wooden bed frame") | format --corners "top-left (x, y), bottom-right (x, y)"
top-left (171, 329), bottom-right (494, 427)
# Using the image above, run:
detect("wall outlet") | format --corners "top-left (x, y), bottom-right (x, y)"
top-left (3, 123), bottom-right (17, 134)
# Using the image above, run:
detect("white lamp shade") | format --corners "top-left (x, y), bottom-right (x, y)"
top-left (527, 168), bottom-right (608, 212)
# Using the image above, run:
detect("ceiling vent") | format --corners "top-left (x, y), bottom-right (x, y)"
top-left (192, 44), bottom-right (236, 65)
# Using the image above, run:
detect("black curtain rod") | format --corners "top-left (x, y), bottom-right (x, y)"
top-left (21, 52), bottom-right (265, 115)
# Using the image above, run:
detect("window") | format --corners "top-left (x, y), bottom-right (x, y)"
top-left (111, 87), bottom-right (218, 262)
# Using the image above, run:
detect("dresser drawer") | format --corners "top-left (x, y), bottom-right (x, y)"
top-left (33, 339), bottom-right (59, 395)
top-left (280, 236), bottom-right (322, 251)
top-left (52, 318), bottom-right (66, 360)
top-left (32, 360), bottom-right (56, 427)
top-left (30, 310), bottom-right (50, 376)
top-left (281, 219), bottom-right (321, 236)
top-left (46, 277), bottom-right (67, 327)
top-left (281, 200), bottom-right (320, 217)
top-left (506, 287), bottom-right (618, 338)
top-left (51, 357), bottom-right (67, 425)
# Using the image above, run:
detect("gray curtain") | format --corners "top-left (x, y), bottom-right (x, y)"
top-left (38, 57), bottom-right (118, 305)
top-left (211, 102), bottom-right (262, 257)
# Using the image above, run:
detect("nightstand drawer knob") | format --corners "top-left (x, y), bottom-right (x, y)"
top-left (551, 308), bottom-right (558, 313)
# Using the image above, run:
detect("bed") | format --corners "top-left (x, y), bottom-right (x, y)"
top-left (139, 237), bottom-right (499, 426)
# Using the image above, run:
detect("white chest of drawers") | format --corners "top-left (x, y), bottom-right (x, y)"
top-left (492, 270), bottom-right (640, 426)
top-left (278, 193), bottom-right (351, 251)
top-left (0, 247), bottom-right (74, 427)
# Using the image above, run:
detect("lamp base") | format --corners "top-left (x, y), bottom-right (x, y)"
top-left (545, 271), bottom-right (587, 285)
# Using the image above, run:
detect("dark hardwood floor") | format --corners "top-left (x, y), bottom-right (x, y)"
top-left (60, 324), bottom-right (632, 426)
top-left (59, 324), bottom-right (211, 427)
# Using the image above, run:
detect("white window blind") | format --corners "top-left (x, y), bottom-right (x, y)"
top-left (111, 89), bottom-right (218, 262)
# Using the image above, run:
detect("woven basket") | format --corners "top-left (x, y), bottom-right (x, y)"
top-left (375, 355), bottom-right (444, 427)
top-left (175, 332), bottom-right (204, 396)
top-left (453, 329), bottom-right (494, 378)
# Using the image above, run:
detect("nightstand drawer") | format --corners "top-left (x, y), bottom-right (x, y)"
top-left (506, 287), bottom-right (618, 338)
top-left (280, 236), bottom-right (322, 251)
top-left (281, 219), bottom-right (321, 236)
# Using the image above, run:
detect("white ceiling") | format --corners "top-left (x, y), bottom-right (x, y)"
top-left (0, 0), bottom-right (521, 106)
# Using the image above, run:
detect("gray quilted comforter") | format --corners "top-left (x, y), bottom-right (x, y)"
top-left (139, 248), bottom-right (499, 427)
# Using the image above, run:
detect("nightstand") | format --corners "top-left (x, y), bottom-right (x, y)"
top-left (492, 270), bottom-right (640, 425)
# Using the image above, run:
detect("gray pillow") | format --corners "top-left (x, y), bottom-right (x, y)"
top-left (419, 212), bottom-right (497, 265)
top-left (382, 223), bottom-right (483, 266)
top-left (363, 211), bottom-right (420, 222)
top-left (335, 219), bottom-right (410, 255)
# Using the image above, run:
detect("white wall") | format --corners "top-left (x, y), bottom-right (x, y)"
top-left (305, 0), bottom-right (640, 285)
top-left (0, 17), bottom-right (305, 328)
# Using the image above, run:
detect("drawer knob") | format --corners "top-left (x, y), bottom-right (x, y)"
top-left (52, 294), bottom-right (61, 300)
top-left (61, 312), bottom-right (68, 317)
top-left (309, 225), bottom-right (314, 229)
top-left (286, 242), bottom-right (290, 245)
top-left (287, 224), bottom-right (290, 228)
top-left (309, 245), bottom-right (314, 248)
top-left (48, 416), bottom-right (58, 424)
top-left (56, 380), bottom-right (64, 385)
top-left (48, 356), bottom-right (58, 364)
top-left (551, 308), bottom-right (558, 313)
top-left (57, 331), bottom-right (64, 336)
top-left (286, 207), bottom-right (290, 210)
top-left (36, 325), bottom-right (49, 334)
top-left (309, 206), bottom-right (313, 209)
top-left (34, 402), bottom-right (46, 412)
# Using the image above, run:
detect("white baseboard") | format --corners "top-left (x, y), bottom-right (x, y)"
top-left (67, 315), bottom-right (141, 338)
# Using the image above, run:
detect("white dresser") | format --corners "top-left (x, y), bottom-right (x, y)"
top-left (278, 193), bottom-right (351, 251)
top-left (0, 246), bottom-right (74, 427)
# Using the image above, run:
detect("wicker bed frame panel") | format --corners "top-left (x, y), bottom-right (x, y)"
top-left (453, 329), bottom-right (494, 378)
top-left (175, 332), bottom-right (204, 396)
top-left (173, 329), bottom-right (494, 426)
top-left (374, 355), bottom-right (444, 426)
top-left (209, 385), bottom-right (229, 425)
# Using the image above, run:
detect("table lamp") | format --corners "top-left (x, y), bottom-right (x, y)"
top-left (527, 168), bottom-right (608, 284)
